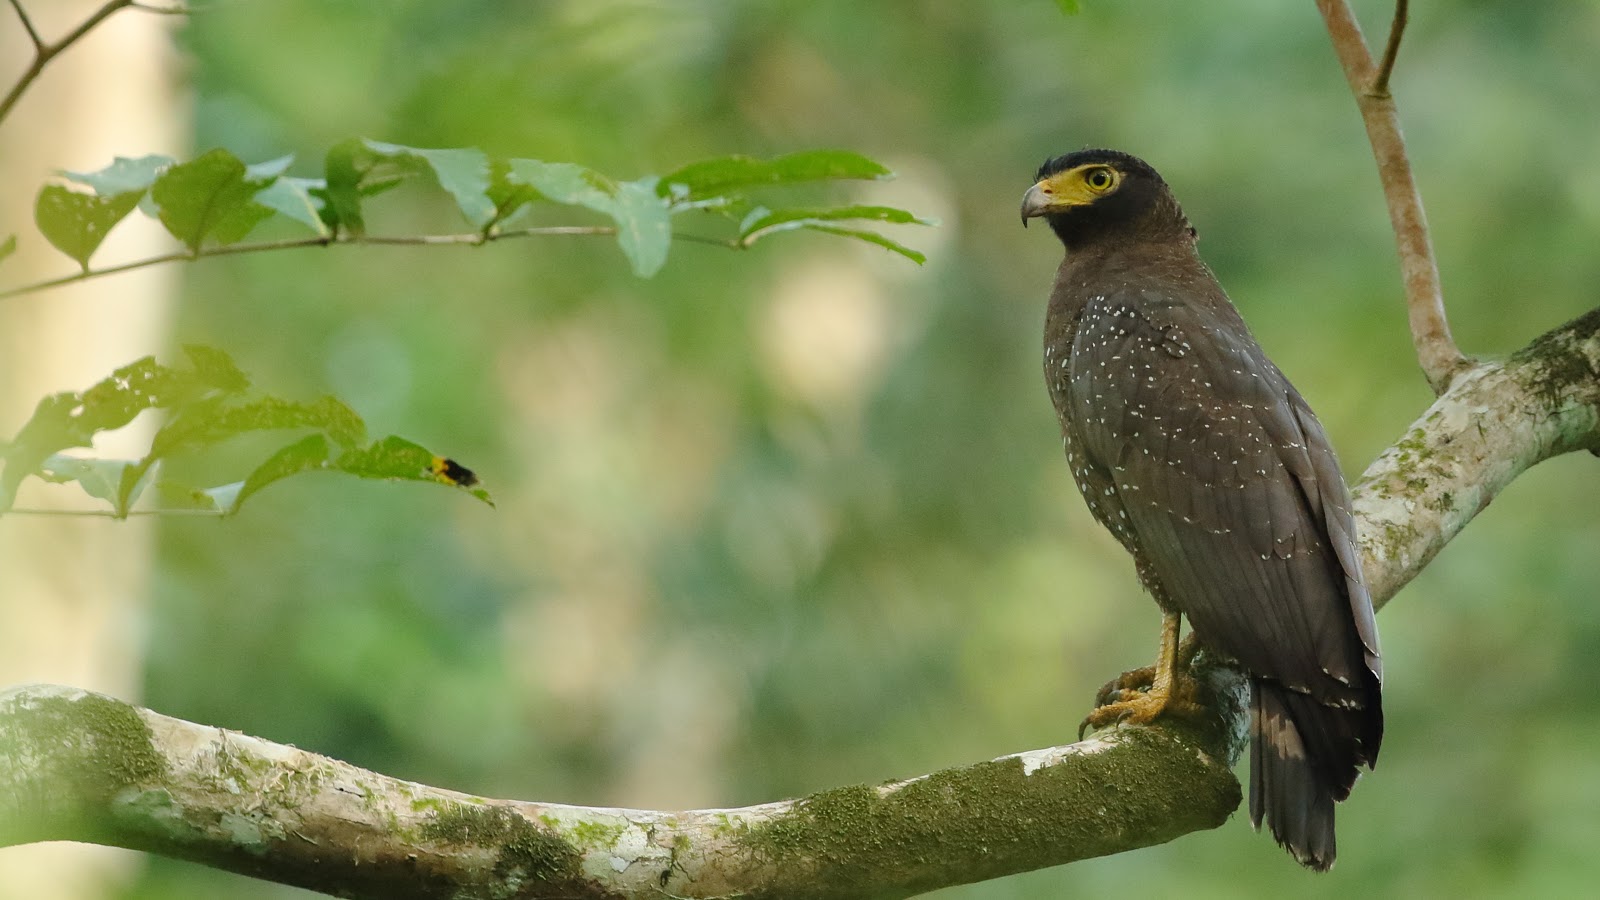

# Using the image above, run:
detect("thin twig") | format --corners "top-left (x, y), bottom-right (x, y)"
top-left (0, 0), bottom-right (135, 126)
top-left (2, 507), bottom-right (224, 518)
top-left (7, 0), bottom-right (44, 50)
top-left (0, 226), bottom-right (738, 301)
top-left (0, 242), bottom-right (317, 300)
top-left (1371, 0), bottom-right (1408, 97)
top-left (1316, 0), bottom-right (1467, 395)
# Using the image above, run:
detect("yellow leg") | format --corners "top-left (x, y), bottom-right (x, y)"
top-left (1090, 631), bottom-right (1204, 706)
top-left (1079, 612), bottom-right (1204, 739)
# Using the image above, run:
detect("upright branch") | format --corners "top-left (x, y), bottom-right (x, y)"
top-left (1371, 0), bottom-right (1408, 96)
top-left (0, 1), bottom-right (180, 127)
top-left (1316, 0), bottom-right (1468, 395)
top-left (6, 0), bottom-right (43, 50)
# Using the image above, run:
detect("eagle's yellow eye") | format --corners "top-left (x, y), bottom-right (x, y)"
top-left (1084, 167), bottom-right (1118, 192)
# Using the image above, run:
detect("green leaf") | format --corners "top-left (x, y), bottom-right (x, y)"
top-left (117, 392), bottom-right (366, 512)
top-left (363, 140), bottom-right (495, 227)
top-left (739, 204), bottom-right (934, 240)
top-left (322, 138), bottom-right (373, 236)
top-left (148, 394), bottom-right (367, 463)
top-left (1, 346), bottom-right (488, 516)
top-left (657, 150), bottom-right (892, 200)
top-left (334, 436), bottom-right (492, 506)
top-left (806, 224), bottom-right (926, 263)
top-left (486, 158), bottom-right (540, 227)
top-left (321, 139), bottom-right (426, 236)
top-left (151, 148), bottom-right (275, 251)
top-left (0, 353), bottom-right (231, 511)
top-left (507, 159), bottom-right (617, 214)
top-left (231, 433), bottom-right (493, 513)
top-left (34, 185), bottom-right (142, 269)
top-left (1055, 0), bottom-right (1082, 13)
top-left (612, 179), bottom-right (672, 277)
top-left (36, 455), bottom-right (155, 509)
top-left (61, 154), bottom-right (174, 196)
top-left (736, 206), bottom-right (931, 264)
top-left (122, 362), bottom-right (319, 512)
top-left (255, 177), bottom-right (330, 236)
top-left (59, 156), bottom-right (171, 223)
top-left (245, 155), bottom-right (295, 180)
top-left (0, 234), bottom-right (15, 266)
top-left (506, 161), bottom-right (673, 276)
top-left (182, 343), bottom-right (253, 393)
top-left (755, 222), bottom-right (926, 264)
top-left (199, 481), bottom-right (244, 513)
top-left (233, 433), bottom-right (334, 512)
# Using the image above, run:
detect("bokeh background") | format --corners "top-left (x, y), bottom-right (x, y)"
top-left (5, 1), bottom-right (1600, 897)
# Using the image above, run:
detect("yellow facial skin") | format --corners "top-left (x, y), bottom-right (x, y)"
top-left (1019, 164), bottom-right (1123, 223)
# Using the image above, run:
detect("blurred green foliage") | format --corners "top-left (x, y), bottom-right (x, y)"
top-left (0, 344), bottom-right (490, 516)
top-left (91, 0), bottom-right (1600, 896)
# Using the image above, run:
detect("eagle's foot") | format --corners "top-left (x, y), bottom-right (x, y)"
top-left (1092, 664), bottom-right (1156, 708)
top-left (1077, 674), bottom-right (1203, 738)
top-left (1091, 633), bottom-right (1204, 707)
top-left (1078, 663), bottom-right (1204, 740)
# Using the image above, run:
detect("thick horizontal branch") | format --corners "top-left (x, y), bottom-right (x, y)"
top-left (0, 227), bottom-right (739, 301)
top-left (0, 680), bottom-right (1245, 900)
top-left (1, 312), bottom-right (1595, 896)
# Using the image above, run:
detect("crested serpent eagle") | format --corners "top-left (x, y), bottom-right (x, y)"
top-left (1020, 148), bottom-right (1383, 870)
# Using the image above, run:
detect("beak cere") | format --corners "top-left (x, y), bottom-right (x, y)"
top-left (1020, 181), bottom-right (1053, 226)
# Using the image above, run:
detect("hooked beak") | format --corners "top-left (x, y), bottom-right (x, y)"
top-left (1020, 181), bottom-right (1053, 227)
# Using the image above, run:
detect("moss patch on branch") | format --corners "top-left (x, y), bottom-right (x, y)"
top-left (0, 688), bottom-right (168, 846)
top-left (5, 690), bottom-right (166, 795)
top-left (1511, 307), bottom-right (1600, 448)
top-left (420, 801), bottom-right (624, 899)
top-left (735, 725), bottom-right (1240, 900)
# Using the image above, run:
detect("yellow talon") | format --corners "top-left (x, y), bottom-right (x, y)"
top-left (1079, 612), bottom-right (1205, 739)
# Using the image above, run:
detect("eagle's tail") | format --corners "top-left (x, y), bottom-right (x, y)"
top-left (1249, 678), bottom-right (1380, 871)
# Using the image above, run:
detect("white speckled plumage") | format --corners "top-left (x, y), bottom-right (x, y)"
top-left (1028, 148), bottom-right (1382, 871)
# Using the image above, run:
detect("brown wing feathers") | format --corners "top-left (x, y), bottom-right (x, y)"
top-left (1029, 149), bottom-right (1380, 869)
top-left (1067, 287), bottom-right (1380, 868)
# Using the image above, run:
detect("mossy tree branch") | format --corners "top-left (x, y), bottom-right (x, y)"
top-left (1355, 307), bottom-right (1600, 609)
top-left (1, 309), bottom-right (1596, 898)
top-left (0, 680), bottom-right (1247, 900)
